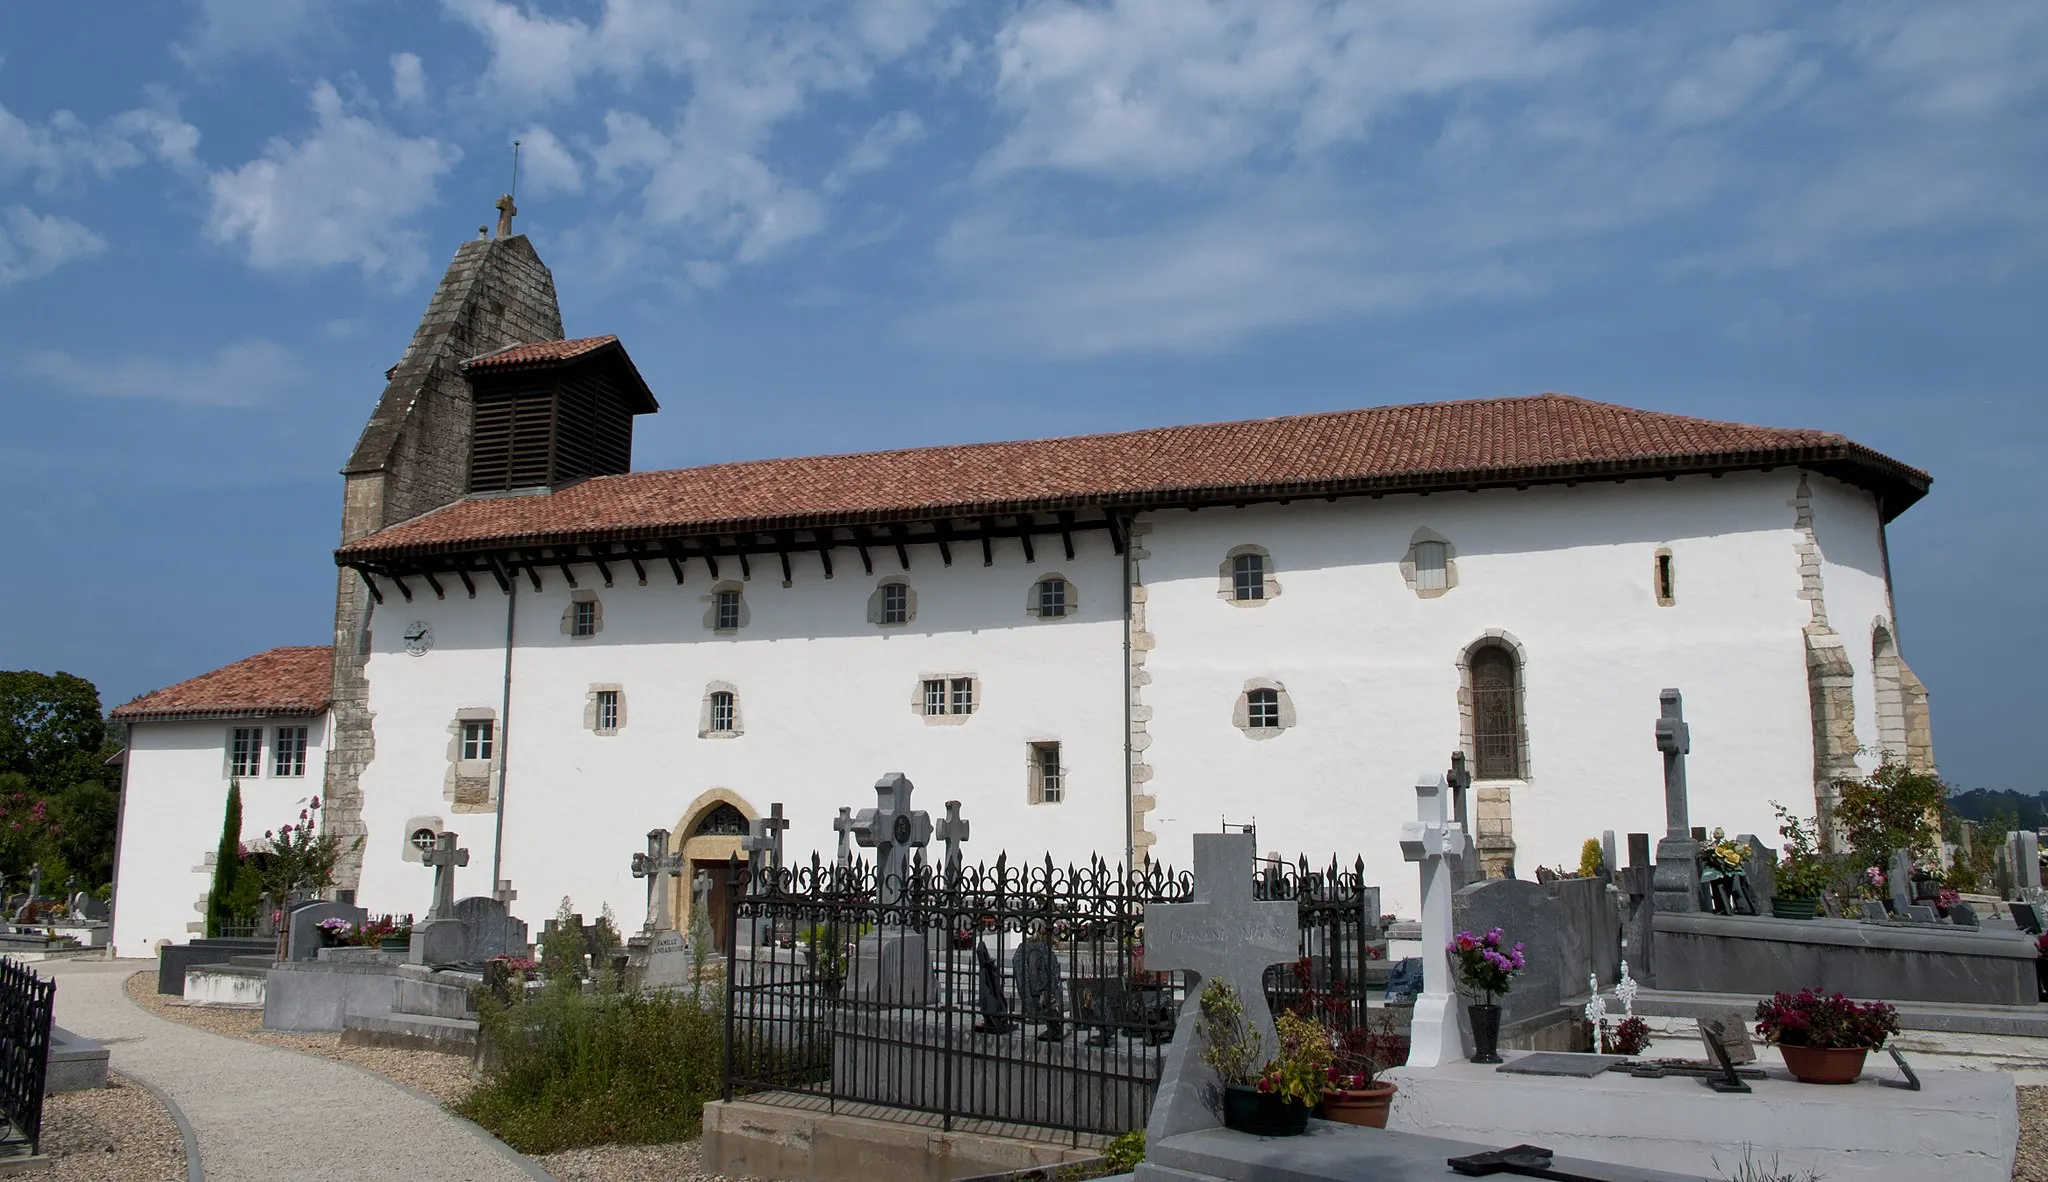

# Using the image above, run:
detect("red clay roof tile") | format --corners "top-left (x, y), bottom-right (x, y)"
top-left (464, 335), bottom-right (619, 369)
top-left (112, 646), bottom-right (332, 721)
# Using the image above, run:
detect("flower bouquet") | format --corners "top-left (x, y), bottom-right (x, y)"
top-left (1754, 988), bottom-right (1899, 1084)
top-left (1447, 928), bottom-right (1524, 1063)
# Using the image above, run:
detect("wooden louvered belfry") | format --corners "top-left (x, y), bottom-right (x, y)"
top-left (462, 335), bottom-right (659, 494)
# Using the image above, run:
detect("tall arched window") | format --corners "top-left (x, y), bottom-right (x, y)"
top-left (1470, 643), bottom-right (1522, 779)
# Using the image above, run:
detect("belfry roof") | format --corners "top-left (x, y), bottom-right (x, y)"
top-left (112, 646), bottom-right (332, 722)
top-left (337, 393), bottom-right (1929, 565)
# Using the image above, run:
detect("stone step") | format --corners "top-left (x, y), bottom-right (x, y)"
top-left (340, 1011), bottom-right (479, 1056)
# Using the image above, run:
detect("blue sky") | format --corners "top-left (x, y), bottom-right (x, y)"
top-left (0, 1), bottom-right (2041, 793)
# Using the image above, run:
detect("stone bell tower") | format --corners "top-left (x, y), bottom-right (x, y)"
top-left (322, 205), bottom-right (564, 893)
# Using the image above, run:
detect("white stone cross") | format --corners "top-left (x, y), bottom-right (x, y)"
top-left (741, 803), bottom-right (789, 890)
top-left (832, 807), bottom-right (857, 872)
top-left (853, 773), bottom-right (932, 907)
top-left (632, 828), bottom-right (685, 933)
top-left (424, 831), bottom-right (469, 921)
top-left (1142, 832), bottom-right (1298, 1142)
top-left (936, 800), bottom-right (970, 889)
top-left (495, 879), bottom-right (518, 906)
top-left (1400, 772), bottom-right (1471, 1067)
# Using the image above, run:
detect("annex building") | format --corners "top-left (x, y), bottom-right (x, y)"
top-left (108, 223), bottom-right (1936, 956)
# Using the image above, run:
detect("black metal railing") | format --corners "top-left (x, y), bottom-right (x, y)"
top-left (721, 852), bottom-right (1382, 1140)
top-left (0, 958), bottom-right (54, 1156)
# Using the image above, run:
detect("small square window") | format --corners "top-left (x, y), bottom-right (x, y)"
top-left (881, 583), bottom-right (909, 625)
top-left (1232, 553), bottom-right (1265, 601)
top-left (1247, 688), bottom-right (1281, 729)
top-left (462, 720), bottom-right (495, 761)
top-left (715, 589), bottom-right (742, 631)
top-left (710, 690), bottom-right (735, 733)
top-left (950, 677), bottom-right (975, 715)
top-left (273, 726), bottom-right (308, 777)
top-left (595, 690), bottom-right (619, 732)
top-left (1031, 741), bottom-right (1063, 803)
top-left (1037, 579), bottom-right (1068, 619)
top-left (923, 679), bottom-right (948, 716)
top-left (1414, 541), bottom-right (1448, 592)
top-left (572, 600), bottom-right (597, 637)
top-left (229, 727), bottom-right (263, 777)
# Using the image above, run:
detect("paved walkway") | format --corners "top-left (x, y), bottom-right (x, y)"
top-left (42, 958), bottom-right (546, 1182)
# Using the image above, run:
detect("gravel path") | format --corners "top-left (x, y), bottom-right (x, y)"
top-left (37, 1071), bottom-right (188, 1181)
top-left (43, 957), bottom-right (546, 1182)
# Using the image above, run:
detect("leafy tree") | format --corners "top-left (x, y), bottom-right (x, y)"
top-left (0, 771), bottom-right (61, 885)
top-left (0, 672), bottom-right (106, 797)
top-left (255, 796), bottom-right (358, 905)
top-left (1949, 788), bottom-right (2048, 831)
top-left (1834, 759), bottom-right (1948, 874)
top-left (53, 779), bottom-right (117, 886)
top-left (207, 782), bottom-right (244, 938)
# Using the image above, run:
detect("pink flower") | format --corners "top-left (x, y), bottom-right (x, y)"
top-left (309, 797), bottom-right (321, 809)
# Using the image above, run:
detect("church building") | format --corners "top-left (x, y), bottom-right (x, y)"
top-left (109, 222), bottom-right (1936, 957)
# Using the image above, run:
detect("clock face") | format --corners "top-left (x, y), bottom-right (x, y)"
top-left (403, 621), bottom-right (434, 656)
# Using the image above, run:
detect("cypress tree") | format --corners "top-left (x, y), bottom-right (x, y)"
top-left (206, 780), bottom-right (243, 939)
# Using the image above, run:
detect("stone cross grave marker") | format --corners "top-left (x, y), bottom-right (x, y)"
top-left (424, 832), bottom-right (469, 920)
top-left (936, 800), bottom-right (970, 888)
top-left (1652, 689), bottom-right (1703, 915)
top-left (832, 807), bottom-right (857, 875)
top-left (632, 828), bottom-right (685, 933)
top-left (1888, 848), bottom-right (1914, 916)
top-left (1601, 831), bottom-right (1618, 879)
top-left (1447, 751), bottom-right (1472, 835)
top-left (495, 879), bottom-right (517, 906)
top-left (1401, 771), bottom-right (1473, 1067)
top-left (852, 773), bottom-right (932, 908)
top-left (741, 803), bottom-right (789, 890)
top-left (691, 870), bottom-right (713, 933)
top-left (1141, 832), bottom-right (1298, 1143)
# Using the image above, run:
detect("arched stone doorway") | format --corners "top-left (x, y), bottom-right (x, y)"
top-left (671, 789), bottom-right (756, 951)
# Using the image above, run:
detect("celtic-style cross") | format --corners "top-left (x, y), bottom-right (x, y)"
top-left (631, 828), bottom-right (685, 933)
top-left (852, 773), bottom-right (932, 908)
top-left (936, 800), bottom-right (970, 889)
top-left (423, 832), bottom-right (469, 920)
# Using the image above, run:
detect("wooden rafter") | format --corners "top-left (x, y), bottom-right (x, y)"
top-left (361, 570), bottom-right (384, 604)
top-left (979, 517), bottom-right (995, 566)
top-left (422, 571), bottom-right (446, 600)
top-left (392, 574), bottom-right (414, 602)
top-left (1057, 510), bottom-right (1077, 561)
top-left (456, 568), bottom-right (478, 598)
top-left (1017, 514), bottom-right (1036, 563)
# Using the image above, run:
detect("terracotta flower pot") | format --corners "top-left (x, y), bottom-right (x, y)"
top-left (1221, 1085), bottom-right (1311, 1137)
top-left (1778, 1044), bottom-right (1869, 1085)
top-left (1318, 1082), bottom-right (1397, 1128)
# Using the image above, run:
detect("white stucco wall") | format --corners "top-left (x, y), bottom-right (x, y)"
top-left (353, 543), bottom-right (1127, 927)
top-left (1137, 470), bottom-right (1851, 918)
top-left (1804, 473), bottom-right (1901, 773)
top-left (111, 713), bottom-right (330, 957)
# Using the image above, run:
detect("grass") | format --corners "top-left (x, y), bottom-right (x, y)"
top-left (459, 982), bottom-right (725, 1154)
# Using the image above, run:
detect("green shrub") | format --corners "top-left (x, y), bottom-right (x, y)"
top-left (1578, 838), bottom-right (1604, 878)
top-left (1103, 1130), bottom-right (1145, 1171)
top-left (460, 980), bottom-right (726, 1153)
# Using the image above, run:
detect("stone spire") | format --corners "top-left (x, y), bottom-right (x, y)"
top-left (323, 228), bottom-right (565, 894)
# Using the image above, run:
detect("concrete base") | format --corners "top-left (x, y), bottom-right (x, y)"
top-left (263, 959), bottom-right (479, 1032)
top-left (45, 1026), bottom-right (108, 1094)
top-left (703, 1098), bottom-right (1100, 1182)
top-left (1138, 1121), bottom-right (1704, 1182)
top-left (185, 963), bottom-right (267, 1007)
top-left (1651, 911), bottom-right (2037, 1006)
top-left (1386, 1049), bottom-right (2016, 1182)
top-left (341, 1012), bottom-right (479, 1056)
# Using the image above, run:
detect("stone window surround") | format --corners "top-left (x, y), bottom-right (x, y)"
top-left (699, 680), bottom-right (746, 739)
top-left (1455, 630), bottom-right (1529, 878)
top-left (1399, 528), bottom-right (1459, 599)
top-left (400, 815), bottom-right (445, 863)
top-left (1217, 544), bottom-right (1282, 606)
top-left (584, 683), bottom-right (626, 735)
top-left (1027, 739), bottom-right (1064, 804)
top-left (1028, 574), bottom-right (1079, 620)
top-left (703, 581), bottom-right (750, 633)
top-left (1654, 547), bottom-right (1676, 607)
top-left (913, 672), bottom-right (980, 726)
top-left (562, 588), bottom-right (604, 637)
top-left (1456, 631), bottom-right (1531, 782)
top-left (1231, 677), bottom-right (1297, 740)
top-left (867, 577), bottom-right (919, 628)
top-left (445, 706), bottom-right (499, 812)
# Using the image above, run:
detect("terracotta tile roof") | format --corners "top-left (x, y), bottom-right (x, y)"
top-left (112, 646), bottom-right (332, 722)
top-left (464, 335), bottom-right (618, 370)
top-left (337, 393), bottom-right (1929, 562)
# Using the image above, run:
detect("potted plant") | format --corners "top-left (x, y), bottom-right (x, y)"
top-left (1198, 979), bottom-right (1318, 1137)
top-left (1754, 988), bottom-right (1899, 1084)
top-left (315, 917), bottom-right (354, 947)
top-left (1249, 1011), bottom-right (1333, 1136)
top-left (1318, 1009), bottom-right (1404, 1127)
top-left (1447, 928), bottom-right (1524, 1063)
top-left (1770, 804), bottom-right (1833, 920)
top-left (1598, 1015), bottom-right (1651, 1056)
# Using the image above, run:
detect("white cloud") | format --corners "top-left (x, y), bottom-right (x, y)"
top-left (515, 125), bottom-right (582, 197)
top-left (825, 110), bottom-right (923, 193)
top-left (24, 339), bottom-right (300, 407)
top-left (0, 95), bottom-right (200, 190)
top-left (176, 0), bottom-right (341, 66)
top-left (0, 207), bottom-right (105, 286)
top-left (391, 52), bottom-right (428, 106)
top-left (205, 82), bottom-right (457, 282)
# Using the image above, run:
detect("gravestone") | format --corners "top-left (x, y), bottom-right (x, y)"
top-left (1447, 753), bottom-right (1475, 888)
top-left (1698, 1013), bottom-right (1757, 1064)
top-left (1889, 849), bottom-right (1914, 916)
top-left (452, 896), bottom-right (528, 961)
top-left (1400, 772), bottom-right (1473, 1067)
top-left (1601, 831), bottom-right (1618, 882)
top-left (1142, 832), bottom-right (1297, 1143)
top-left (1452, 878), bottom-right (1560, 1034)
top-left (832, 807), bottom-right (857, 887)
top-left (847, 775), bottom-right (936, 1004)
top-left (741, 804), bottom-right (789, 891)
top-left (287, 901), bottom-right (368, 961)
top-left (1627, 833), bottom-right (1651, 870)
top-left (1015, 926), bottom-right (1065, 1041)
top-left (2011, 831), bottom-right (2043, 898)
top-left (632, 829), bottom-right (685, 933)
top-left (409, 831), bottom-right (470, 965)
top-left (935, 800), bottom-right (970, 890)
top-left (851, 773), bottom-right (932, 908)
top-left (1651, 690), bottom-right (1703, 915)
top-left (1736, 835), bottom-right (1775, 908)
top-left (70, 891), bottom-right (108, 923)
top-left (1907, 905), bottom-right (1938, 923)
top-left (1949, 901), bottom-right (1980, 928)
top-left (630, 828), bottom-right (689, 986)
top-left (2012, 902), bottom-right (2043, 935)
top-left (1859, 900), bottom-right (1889, 923)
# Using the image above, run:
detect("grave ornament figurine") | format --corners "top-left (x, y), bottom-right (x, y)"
top-left (1014, 921), bottom-right (1066, 1042)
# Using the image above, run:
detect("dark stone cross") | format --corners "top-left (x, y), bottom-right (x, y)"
top-left (424, 832), bottom-right (469, 920)
top-left (935, 800), bottom-right (970, 889)
top-left (632, 828), bottom-right (685, 933)
top-left (495, 879), bottom-right (518, 906)
top-left (1447, 751), bottom-right (1473, 835)
top-left (1652, 689), bottom-right (1702, 915)
top-left (832, 807), bottom-right (857, 872)
top-left (494, 193), bottom-right (517, 238)
top-left (741, 803), bottom-right (789, 890)
top-left (852, 773), bottom-right (932, 907)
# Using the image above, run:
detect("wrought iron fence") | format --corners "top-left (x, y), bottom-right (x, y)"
top-left (0, 958), bottom-right (54, 1156)
top-left (721, 852), bottom-right (1382, 1139)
